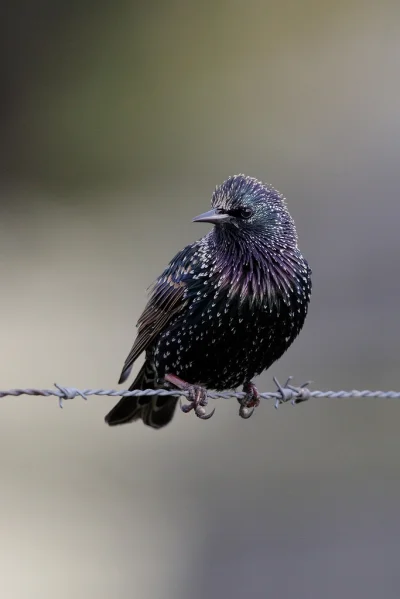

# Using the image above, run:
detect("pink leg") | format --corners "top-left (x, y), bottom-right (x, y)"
top-left (239, 381), bottom-right (261, 419)
top-left (164, 373), bottom-right (215, 420)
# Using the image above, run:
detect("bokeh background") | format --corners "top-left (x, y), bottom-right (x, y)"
top-left (1, 1), bottom-right (400, 597)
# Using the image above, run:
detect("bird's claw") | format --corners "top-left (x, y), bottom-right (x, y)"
top-left (239, 405), bottom-right (255, 419)
top-left (164, 374), bottom-right (215, 420)
top-left (273, 376), bottom-right (312, 408)
top-left (238, 381), bottom-right (260, 419)
top-left (179, 385), bottom-right (215, 420)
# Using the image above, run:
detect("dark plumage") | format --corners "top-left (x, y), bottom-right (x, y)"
top-left (105, 174), bottom-right (312, 429)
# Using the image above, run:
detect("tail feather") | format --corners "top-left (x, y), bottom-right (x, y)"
top-left (105, 363), bottom-right (178, 429)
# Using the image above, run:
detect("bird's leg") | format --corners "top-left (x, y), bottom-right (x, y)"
top-left (164, 373), bottom-right (215, 420)
top-left (242, 381), bottom-right (261, 407)
top-left (238, 381), bottom-right (260, 419)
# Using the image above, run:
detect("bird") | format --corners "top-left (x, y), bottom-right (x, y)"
top-left (105, 174), bottom-right (312, 429)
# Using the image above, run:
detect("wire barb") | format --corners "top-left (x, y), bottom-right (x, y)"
top-left (54, 384), bottom-right (88, 408)
top-left (273, 376), bottom-right (312, 408)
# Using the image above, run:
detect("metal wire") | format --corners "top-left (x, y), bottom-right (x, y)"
top-left (1, 378), bottom-right (399, 410)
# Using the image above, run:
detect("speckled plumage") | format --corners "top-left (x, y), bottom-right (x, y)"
top-left (105, 174), bottom-right (312, 429)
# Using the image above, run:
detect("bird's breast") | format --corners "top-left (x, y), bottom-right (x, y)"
top-left (152, 273), bottom-right (309, 390)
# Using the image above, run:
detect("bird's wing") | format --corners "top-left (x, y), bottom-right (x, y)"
top-left (118, 244), bottom-right (199, 384)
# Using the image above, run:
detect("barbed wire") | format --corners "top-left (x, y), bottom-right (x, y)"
top-left (1, 378), bottom-right (400, 411)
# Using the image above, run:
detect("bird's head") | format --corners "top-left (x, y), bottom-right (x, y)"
top-left (193, 174), bottom-right (297, 247)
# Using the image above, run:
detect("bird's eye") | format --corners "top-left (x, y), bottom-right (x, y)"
top-left (226, 206), bottom-right (253, 219)
top-left (228, 207), bottom-right (253, 219)
top-left (239, 207), bottom-right (252, 219)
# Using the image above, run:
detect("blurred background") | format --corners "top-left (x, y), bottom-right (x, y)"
top-left (1, 0), bottom-right (400, 597)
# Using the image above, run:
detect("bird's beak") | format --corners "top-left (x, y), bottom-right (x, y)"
top-left (192, 209), bottom-right (230, 225)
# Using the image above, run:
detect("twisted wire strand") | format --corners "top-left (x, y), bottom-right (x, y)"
top-left (0, 378), bottom-right (399, 410)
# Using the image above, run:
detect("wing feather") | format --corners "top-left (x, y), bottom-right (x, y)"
top-left (118, 245), bottom-right (197, 384)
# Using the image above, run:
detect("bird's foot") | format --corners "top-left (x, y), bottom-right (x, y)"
top-left (164, 373), bottom-right (215, 420)
top-left (238, 381), bottom-right (260, 419)
top-left (273, 376), bottom-right (312, 408)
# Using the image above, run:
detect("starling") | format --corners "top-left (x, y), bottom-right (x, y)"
top-left (105, 174), bottom-right (312, 429)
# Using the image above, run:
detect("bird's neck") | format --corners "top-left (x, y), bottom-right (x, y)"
top-left (208, 228), bottom-right (305, 307)
top-left (211, 225), bottom-right (297, 263)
